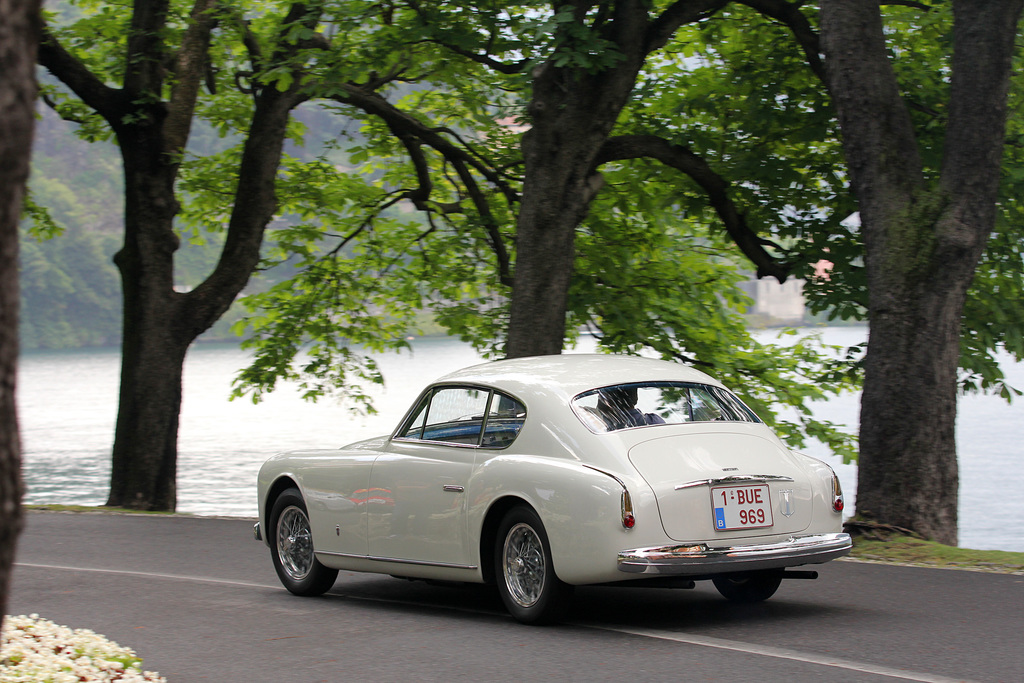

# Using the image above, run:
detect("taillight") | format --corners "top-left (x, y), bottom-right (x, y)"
top-left (622, 489), bottom-right (635, 529)
top-left (831, 471), bottom-right (845, 513)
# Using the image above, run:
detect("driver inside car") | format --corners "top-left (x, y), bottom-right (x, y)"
top-left (596, 386), bottom-right (666, 430)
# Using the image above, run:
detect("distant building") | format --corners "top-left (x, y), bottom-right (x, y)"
top-left (741, 260), bottom-right (832, 325)
top-left (739, 277), bottom-right (807, 324)
top-left (752, 278), bottom-right (806, 323)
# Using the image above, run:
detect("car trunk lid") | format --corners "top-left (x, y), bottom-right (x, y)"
top-left (627, 427), bottom-right (812, 542)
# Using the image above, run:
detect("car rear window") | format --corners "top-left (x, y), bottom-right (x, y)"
top-left (571, 382), bottom-right (761, 433)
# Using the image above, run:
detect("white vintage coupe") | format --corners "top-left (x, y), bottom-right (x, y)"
top-left (255, 354), bottom-right (851, 623)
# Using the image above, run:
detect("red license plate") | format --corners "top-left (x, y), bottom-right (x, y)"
top-left (711, 484), bottom-right (773, 530)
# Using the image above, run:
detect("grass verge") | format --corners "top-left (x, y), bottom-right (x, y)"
top-left (846, 523), bottom-right (1024, 574)
top-left (24, 504), bottom-right (180, 516)
top-left (848, 536), bottom-right (1024, 574)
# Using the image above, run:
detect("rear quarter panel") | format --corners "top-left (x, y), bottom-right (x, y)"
top-left (468, 453), bottom-right (670, 585)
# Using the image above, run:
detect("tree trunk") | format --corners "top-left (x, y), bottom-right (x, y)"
top-left (856, 266), bottom-right (969, 543)
top-left (37, 2), bottom-right (325, 511)
top-left (507, 92), bottom-right (609, 358)
top-left (105, 105), bottom-right (186, 509)
top-left (107, 332), bottom-right (189, 509)
top-left (506, 8), bottom-right (650, 358)
top-left (821, 0), bottom-right (1023, 544)
top-left (106, 83), bottom-right (302, 510)
top-left (107, 230), bottom-right (187, 509)
top-left (0, 0), bottom-right (40, 627)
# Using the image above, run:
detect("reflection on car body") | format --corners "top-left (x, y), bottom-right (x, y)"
top-left (255, 354), bottom-right (851, 624)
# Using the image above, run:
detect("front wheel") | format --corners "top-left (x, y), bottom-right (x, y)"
top-left (712, 571), bottom-right (783, 603)
top-left (269, 488), bottom-right (338, 596)
top-left (494, 506), bottom-right (573, 624)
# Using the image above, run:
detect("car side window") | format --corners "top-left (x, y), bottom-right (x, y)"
top-left (420, 387), bottom-right (490, 444)
top-left (395, 387), bottom-right (526, 448)
top-left (481, 392), bottom-right (526, 448)
top-left (397, 394), bottom-right (430, 440)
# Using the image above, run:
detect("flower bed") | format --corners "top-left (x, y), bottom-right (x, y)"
top-left (0, 614), bottom-right (165, 682)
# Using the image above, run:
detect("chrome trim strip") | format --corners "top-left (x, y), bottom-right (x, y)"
top-left (391, 436), bottom-right (479, 449)
top-left (315, 550), bottom-right (478, 571)
top-left (582, 465), bottom-right (635, 530)
top-left (582, 464), bottom-right (628, 489)
top-left (617, 532), bottom-right (852, 575)
top-left (621, 488), bottom-right (634, 523)
top-left (675, 474), bottom-right (796, 490)
top-left (442, 484), bottom-right (465, 493)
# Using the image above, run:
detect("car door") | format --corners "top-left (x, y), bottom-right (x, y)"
top-left (366, 386), bottom-right (489, 567)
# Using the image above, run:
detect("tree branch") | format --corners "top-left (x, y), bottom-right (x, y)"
top-left (646, 0), bottom-right (729, 54)
top-left (597, 134), bottom-right (791, 281)
top-left (351, 93), bottom-right (515, 287)
top-left (401, 0), bottom-right (527, 74)
top-left (450, 158), bottom-right (514, 287)
top-left (417, 38), bottom-right (528, 75)
top-left (217, 7), bottom-right (265, 73)
top-left (38, 23), bottom-right (128, 123)
top-left (331, 84), bottom-right (520, 207)
top-left (164, 0), bottom-right (219, 156)
top-left (882, 0), bottom-right (931, 9)
top-left (736, 0), bottom-right (827, 84)
top-left (123, 0), bottom-right (171, 96)
top-left (187, 2), bottom-right (325, 325)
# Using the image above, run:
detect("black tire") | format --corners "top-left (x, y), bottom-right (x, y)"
top-left (269, 488), bottom-right (338, 596)
top-left (712, 571), bottom-right (783, 603)
top-left (494, 505), bottom-right (574, 624)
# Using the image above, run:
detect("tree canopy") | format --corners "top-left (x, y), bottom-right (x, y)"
top-left (38, 0), bottom-right (354, 509)
top-left (229, 1), bottom-right (1022, 457)
top-left (29, 0), bottom-right (1024, 534)
top-left (223, 1), bottom-right (866, 457)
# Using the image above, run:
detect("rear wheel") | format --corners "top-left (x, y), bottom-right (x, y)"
top-left (712, 571), bottom-right (783, 603)
top-left (270, 488), bottom-right (338, 596)
top-left (494, 506), bottom-right (573, 624)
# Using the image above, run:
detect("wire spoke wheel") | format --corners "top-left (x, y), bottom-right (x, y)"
top-left (268, 488), bottom-right (338, 596)
top-left (276, 505), bottom-right (315, 581)
top-left (494, 506), bottom-right (573, 624)
top-left (502, 522), bottom-right (546, 608)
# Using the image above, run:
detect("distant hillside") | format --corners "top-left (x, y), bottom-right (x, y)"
top-left (22, 100), bottom-right (353, 351)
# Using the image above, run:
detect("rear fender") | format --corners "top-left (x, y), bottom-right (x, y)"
top-left (471, 455), bottom-right (664, 585)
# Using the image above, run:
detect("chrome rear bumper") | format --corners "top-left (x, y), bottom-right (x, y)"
top-left (618, 532), bottom-right (852, 575)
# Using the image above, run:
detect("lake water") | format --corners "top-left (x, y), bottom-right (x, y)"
top-left (16, 328), bottom-right (1024, 552)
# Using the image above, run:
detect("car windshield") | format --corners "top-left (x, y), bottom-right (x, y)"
top-left (571, 382), bottom-right (761, 433)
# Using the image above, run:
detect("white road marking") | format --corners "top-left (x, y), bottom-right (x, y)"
top-left (15, 562), bottom-right (978, 682)
top-left (585, 624), bottom-right (977, 683)
top-left (14, 562), bottom-right (278, 590)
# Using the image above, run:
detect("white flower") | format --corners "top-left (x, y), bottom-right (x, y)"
top-left (0, 615), bottom-right (166, 682)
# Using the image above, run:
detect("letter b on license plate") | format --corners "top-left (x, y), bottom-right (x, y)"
top-left (712, 484), bottom-right (773, 530)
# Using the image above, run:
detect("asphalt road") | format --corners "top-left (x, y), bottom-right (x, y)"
top-left (8, 512), bottom-right (1023, 682)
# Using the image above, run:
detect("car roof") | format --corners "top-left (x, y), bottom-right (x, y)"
top-left (433, 353), bottom-right (721, 403)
